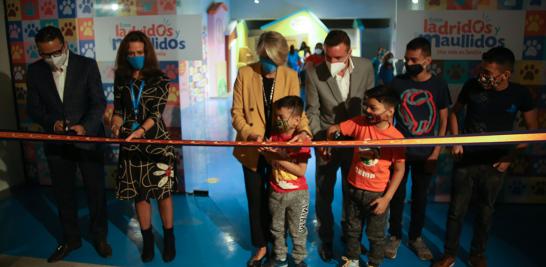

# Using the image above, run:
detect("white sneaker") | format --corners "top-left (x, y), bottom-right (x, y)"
top-left (384, 236), bottom-right (401, 259)
top-left (341, 256), bottom-right (359, 267)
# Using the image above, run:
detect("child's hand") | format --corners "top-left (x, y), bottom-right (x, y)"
top-left (258, 138), bottom-right (273, 153)
top-left (326, 125), bottom-right (341, 140)
top-left (370, 197), bottom-right (390, 215)
top-left (275, 148), bottom-right (289, 159)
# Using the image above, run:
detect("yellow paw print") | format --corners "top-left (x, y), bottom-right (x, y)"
top-left (80, 21), bottom-right (93, 37)
top-left (527, 15), bottom-right (545, 33)
top-left (11, 44), bottom-right (23, 60)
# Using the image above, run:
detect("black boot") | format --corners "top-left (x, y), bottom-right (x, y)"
top-left (163, 227), bottom-right (176, 262)
top-left (141, 227), bottom-right (155, 262)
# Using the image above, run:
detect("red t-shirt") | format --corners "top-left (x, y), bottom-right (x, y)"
top-left (269, 133), bottom-right (311, 193)
top-left (340, 116), bottom-right (406, 192)
top-left (305, 54), bottom-right (325, 66)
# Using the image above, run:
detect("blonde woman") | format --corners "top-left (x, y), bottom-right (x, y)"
top-left (231, 31), bottom-right (311, 266)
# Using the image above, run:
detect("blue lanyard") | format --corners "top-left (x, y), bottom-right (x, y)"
top-left (129, 80), bottom-right (145, 118)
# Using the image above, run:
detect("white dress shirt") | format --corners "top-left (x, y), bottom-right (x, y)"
top-left (334, 57), bottom-right (354, 101)
top-left (52, 53), bottom-right (70, 103)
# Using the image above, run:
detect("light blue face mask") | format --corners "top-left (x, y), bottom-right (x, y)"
top-left (260, 57), bottom-right (277, 73)
top-left (127, 55), bottom-right (145, 70)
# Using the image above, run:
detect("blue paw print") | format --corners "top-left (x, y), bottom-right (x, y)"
top-left (524, 40), bottom-right (542, 58)
top-left (78, 0), bottom-right (93, 14)
top-left (455, 0), bottom-right (466, 5)
top-left (8, 23), bottom-right (22, 41)
top-left (103, 84), bottom-right (114, 102)
top-left (12, 65), bottom-right (25, 81)
top-left (24, 23), bottom-right (39, 38)
top-left (143, 1), bottom-right (153, 11)
top-left (533, 159), bottom-right (546, 175)
top-left (68, 43), bottom-right (78, 53)
top-left (508, 179), bottom-right (526, 195)
top-left (26, 44), bottom-right (39, 59)
top-left (531, 181), bottom-right (546, 196)
top-left (80, 42), bottom-right (95, 58)
top-left (58, 0), bottom-right (76, 17)
top-left (15, 84), bottom-right (27, 101)
top-left (23, 1), bottom-right (37, 17)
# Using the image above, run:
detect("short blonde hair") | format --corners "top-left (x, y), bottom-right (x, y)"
top-left (256, 31), bottom-right (288, 66)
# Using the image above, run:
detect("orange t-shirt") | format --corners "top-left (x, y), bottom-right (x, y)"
top-left (340, 116), bottom-right (406, 192)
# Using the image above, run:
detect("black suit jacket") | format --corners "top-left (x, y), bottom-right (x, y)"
top-left (26, 52), bottom-right (106, 150)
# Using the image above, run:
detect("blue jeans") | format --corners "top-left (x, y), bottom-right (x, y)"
top-left (444, 163), bottom-right (506, 256)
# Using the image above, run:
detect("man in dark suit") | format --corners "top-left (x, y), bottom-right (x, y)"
top-left (305, 30), bottom-right (375, 261)
top-left (26, 26), bottom-right (111, 263)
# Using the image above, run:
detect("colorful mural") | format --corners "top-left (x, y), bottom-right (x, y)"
top-left (419, 1), bottom-right (546, 203)
top-left (4, 0), bottom-right (221, 192)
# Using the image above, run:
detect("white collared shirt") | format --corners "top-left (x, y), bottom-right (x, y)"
top-left (52, 52), bottom-right (70, 103)
top-left (334, 57), bottom-right (354, 101)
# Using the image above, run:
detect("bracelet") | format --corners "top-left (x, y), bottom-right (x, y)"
top-left (138, 126), bottom-right (147, 133)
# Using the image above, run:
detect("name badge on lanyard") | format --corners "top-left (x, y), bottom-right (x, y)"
top-left (129, 80), bottom-right (145, 131)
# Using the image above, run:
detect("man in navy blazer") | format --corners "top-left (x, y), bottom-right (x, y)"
top-left (26, 26), bottom-right (111, 262)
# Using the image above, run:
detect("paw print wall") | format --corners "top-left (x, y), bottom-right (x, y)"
top-left (424, 2), bottom-right (546, 204)
top-left (6, 0), bottom-right (186, 187)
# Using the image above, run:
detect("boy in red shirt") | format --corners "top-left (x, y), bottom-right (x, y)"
top-left (327, 86), bottom-right (406, 267)
top-left (259, 96), bottom-right (311, 267)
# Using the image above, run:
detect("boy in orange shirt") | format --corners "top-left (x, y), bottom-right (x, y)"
top-left (327, 86), bottom-right (406, 267)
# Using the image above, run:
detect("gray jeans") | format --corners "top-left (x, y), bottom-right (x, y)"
top-left (269, 189), bottom-right (310, 263)
top-left (345, 186), bottom-right (386, 265)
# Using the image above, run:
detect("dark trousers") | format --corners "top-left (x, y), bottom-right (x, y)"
top-left (315, 147), bottom-right (352, 244)
top-left (444, 163), bottom-right (505, 257)
top-left (388, 160), bottom-right (433, 240)
top-left (242, 156), bottom-right (271, 248)
top-left (345, 186), bottom-right (386, 265)
top-left (45, 144), bottom-right (107, 245)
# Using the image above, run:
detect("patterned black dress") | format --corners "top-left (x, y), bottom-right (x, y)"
top-left (113, 74), bottom-right (176, 202)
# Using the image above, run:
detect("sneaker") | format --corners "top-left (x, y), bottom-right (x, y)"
top-left (384, 236), bottom-right (401, 259)
top-left (340, 256), bottom-right (359, 267)
top-left (469, 254), bottom-right (487, 267)
top-left (431, 255), bottom-right (455, 267)
top-left (294, 261), bottom-right (308, 267)
top-left (247, 258), bottom-right (263, 267)
top-left (409, 237), bottom-right (433, 261)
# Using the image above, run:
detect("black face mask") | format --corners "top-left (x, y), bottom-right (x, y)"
top-left (405, 63), bottom-right (424, 77)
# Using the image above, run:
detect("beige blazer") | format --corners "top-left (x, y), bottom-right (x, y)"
top-left (231, 62), bottom-right (311, 171)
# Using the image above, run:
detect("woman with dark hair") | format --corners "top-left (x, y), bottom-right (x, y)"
top-left (110, 31), bottom-right (176, 263)
top-left (378, 52), bottom-right (394, 85)
top-left (287, 44), bottom-right (302, 72)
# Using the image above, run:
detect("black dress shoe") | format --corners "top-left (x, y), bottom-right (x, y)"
top-left (246, 257), bottom-right (264, 267)
top-left (94, 240), bottom-right (112, 258)
top-left (47, 242), bottom-right (82, 263)
top-left (162, 228), bottom-right (176, 262)
top-left (141, 227), bottom-right (155, 262)
top-left (318, 242), bottom-right (333, 262)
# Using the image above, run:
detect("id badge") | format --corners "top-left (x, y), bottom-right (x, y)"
top-left (131, 122), bottom-right (139, 131)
